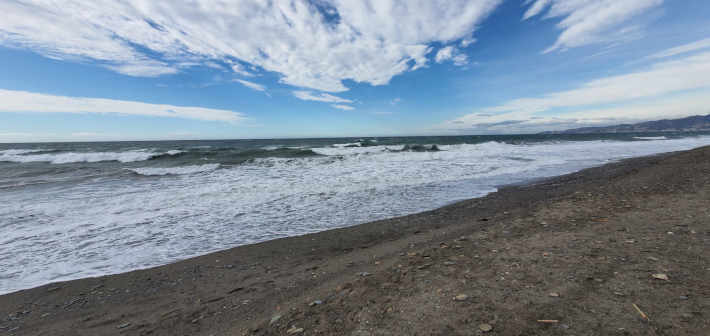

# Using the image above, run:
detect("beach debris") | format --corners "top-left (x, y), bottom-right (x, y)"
top-left (116, 323), bottom-right (131, 329)
top-left (562, 324), bottom-right (570, 329)
top-left (46, 287), bottom-right (60, 292)
top-left (336, 285), bottom-right (343, 292)
top-left (443, 261), bottom-right (458, 266)
top-left (454, 294), bottom-right (468, 301)
top-left (594, 278), bottom-right (604, 283)
top-left (479, 323), bottom-right (493, 332)
top-left (361, 272), bottom-right (372, 276)
top-left (308, 300), bottom-right (322, 307)
top-left (633, 304), bottom-right (650, 322)
top-left (647, 256), bottom-right (659, 261)
top-left (287, 327), bottom-right (304, 334)
top-left (537, 320), bottom-right (559, 323)
top-left (679, 295), bottom-right (688, 300)
top-left (652, 273), bottom-right (669, 280)
top-left (549, 293), bottom-right (559, 297)
top-left (347, 262), bottom-right (355, 267)
top-left (374, 262), bottom-right (381, 266)
top-left (590, 218), bottom-right (607, 222)
top-left (270, 316), bottom-right (281, 325)
top-left (613, 292), bottom-right (625, 296)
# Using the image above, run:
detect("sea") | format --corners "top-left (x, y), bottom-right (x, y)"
top-left (2, 133), bottom-right (710, 294)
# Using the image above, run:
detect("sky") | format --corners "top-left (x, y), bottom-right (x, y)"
top-left (1, 0), bottom-right (710, 142)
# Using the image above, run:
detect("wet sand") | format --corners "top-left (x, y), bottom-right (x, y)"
top-left (1, 146), bottom-right (709, 335)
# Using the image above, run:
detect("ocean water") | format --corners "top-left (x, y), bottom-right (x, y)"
top-left (1, 133), bottom-right (710, 294)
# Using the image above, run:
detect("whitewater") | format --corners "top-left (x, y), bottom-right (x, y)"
top-left (1, 134), bottom-right (710, 294)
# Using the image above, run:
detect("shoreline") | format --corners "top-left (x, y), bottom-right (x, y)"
top-left (1, 146), bottom-right (708, 335)
top-left (0, 151), bottom-right (674, 296)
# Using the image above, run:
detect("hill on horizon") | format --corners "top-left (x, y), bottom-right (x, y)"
top-left (539, 114), bottom-right (710, 134)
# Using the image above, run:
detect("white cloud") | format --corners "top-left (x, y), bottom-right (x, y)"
top-left (331, 104), bottom-right (355, 110)
top-left (236, 79), bottom-right (265, 92)
top-left (390, 98), bottom-right (401, 105)
top-left (523, 0), bottom-right (664, 53)
top-left (639, 37), bottom-right (710, 62)
top-left (231, 64), bottom-right (255, 77)
top-left (434, 51), bottom-right (710, 133)
top-left (71, 133), bottom-right (121, 136)
top-left (293, 91), bottom-right (353, 103)
top-left (0, 89), bottom-right (249, 123)
top-left (0, 0), bottom-right (502, 92)
top-left (163, 130), bottom-right (200, 136)
top-left (435, 46), bottom-right (468, 66)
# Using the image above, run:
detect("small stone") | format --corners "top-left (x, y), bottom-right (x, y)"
top-left (612, 292), bottom-right (625, 296)
top-left (443, 261), bottom-right (458, 266)
top-left (454, 294), bottom-right (468, 301)
top-left (652, 274), bottom-right (669, 281)
top-left (479, 323), bottom-right (493, 332)
top-left (270, 316), bottom-right (281, 325)
top-left (336, 285), bottom-right (343, 292)
top-left (562, 324), bottom-right (570, 329)
top-left (117, 324), bottom-right (130, 329)
top-left (549, 293), bottom-right (559, 297)
top-left (287, 327), bottom-right (304, 334)
top-left (594, 278), bottom-right (604, 283)
top-left (646, 256), bottom-right (659, 261)
top-left (679, 295), bottom-right (688, 300)
top-left (361, 272), bottom-right (373, 276)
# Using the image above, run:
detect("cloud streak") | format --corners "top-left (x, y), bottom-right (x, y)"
top-left (0, 89), bottom-right (249, 123)
top-left (434, 50), bottom-right (710, 133)
top-left (524, 0), bottom-right (664, 53)
top-left (293, 91), bottom-right (353, 103)
top-left (236, 79), bottom-right (266, 92)
top-left (0, 0), bottom-right (502, 92)
top-left (331, 104), bottom-right (355, 110)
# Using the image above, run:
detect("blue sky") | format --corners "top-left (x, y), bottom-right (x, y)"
top-left (1, 0), bottom-right (710, 142)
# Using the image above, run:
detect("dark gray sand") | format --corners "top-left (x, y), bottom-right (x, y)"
top-left (1, 146), bottom-right (709, 335)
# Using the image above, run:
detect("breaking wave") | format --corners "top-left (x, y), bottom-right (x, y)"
top-left (0, 150), bottom-right (183, 164)
top-left (129, 164), bottom-right (221, 176)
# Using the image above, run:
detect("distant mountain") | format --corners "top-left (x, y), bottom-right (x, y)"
top-left (539, 114), bottom-right (710, 134)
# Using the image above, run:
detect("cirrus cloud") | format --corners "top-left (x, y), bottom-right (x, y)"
top-left (523, 0), bottom-right (664, 53)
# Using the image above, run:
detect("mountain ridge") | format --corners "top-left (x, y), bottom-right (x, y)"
top-left (539, 114), bottom-right (710, 134)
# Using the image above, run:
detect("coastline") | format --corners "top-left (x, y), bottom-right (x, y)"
top-left (1, 146), bottom-right (709, 335)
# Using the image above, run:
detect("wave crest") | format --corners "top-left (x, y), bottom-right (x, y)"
top-left (0, 150), bottom-right (182, 164)
top-left (129, 164), bottom-right (221, 176)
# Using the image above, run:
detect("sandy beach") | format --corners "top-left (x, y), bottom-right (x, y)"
top-left (1, 146), bottom-right (708, 335)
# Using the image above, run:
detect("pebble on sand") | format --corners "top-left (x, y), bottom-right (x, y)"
top-left (652, 274), bottom-right (669, 280)
top-left (270, 315), bottom-right (281, 325)
top-left (479, 323), bottom-right (493, 332)
top-left (454, 294), bottom-right (468, 301)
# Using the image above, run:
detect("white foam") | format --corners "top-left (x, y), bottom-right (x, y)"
top-left (2, 136), bottom-right (710, 294)
top-left (633, 136), bottom-right (667, 140)
top-left (0, 149), bottom-right (50, 155)
top-left (130, 164), bottom-right (220, 176)
top-left (332, 142), bottom-right (362, 147)
top-left (0, 150), bottom-right (181, 164)
top-left (312, 144), bottom-right (405, 155)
